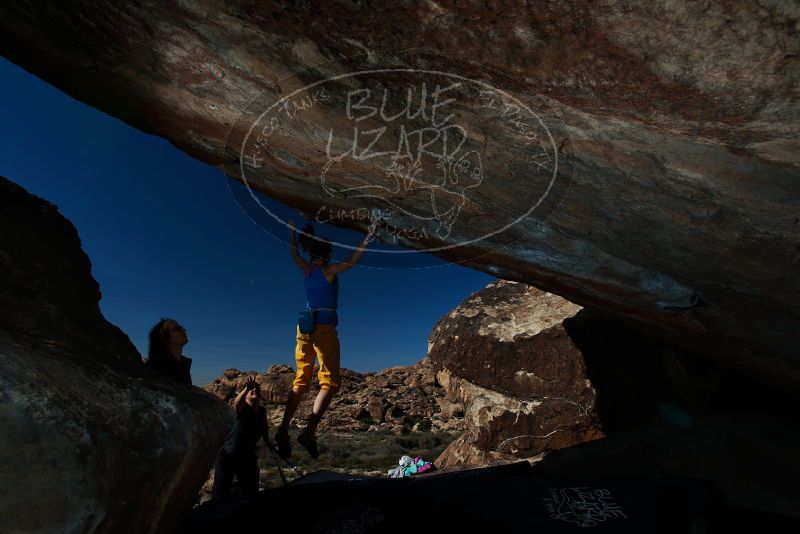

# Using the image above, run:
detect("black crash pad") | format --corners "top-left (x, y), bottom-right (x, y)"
top-left (188, 461), bottom-right (798, 533)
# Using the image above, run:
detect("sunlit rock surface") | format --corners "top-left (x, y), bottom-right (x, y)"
top-left (429, 279), bottom-right (800, 475)
top-left (204, 357), bottom-right (465, 435)
top-left (429, 280), bottom-right (603, 466)
top-left (0, 1), bottom-right (798, 393)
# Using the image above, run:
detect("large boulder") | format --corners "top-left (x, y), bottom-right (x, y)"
top-left (429, 281), bottom-right (604, 467)
top-left (430, 280), bottom-right (798, 469)
top-left (0, 177), bottom-right (232, 533)
top-left (0, 2), bottom-right (798, 393)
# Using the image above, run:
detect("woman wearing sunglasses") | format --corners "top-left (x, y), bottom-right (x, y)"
top-left (145, 318), bottom-right (192, 385)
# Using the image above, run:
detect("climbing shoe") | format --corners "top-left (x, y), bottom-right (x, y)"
top-left (297, 431), bottom-right (319, 459)
top-left (275, 427), bottom-right (291, 459)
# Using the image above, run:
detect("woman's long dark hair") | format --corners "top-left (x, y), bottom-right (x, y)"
top-left (148, 318), bottom-right (177, 361)
top-left (297, 223), bottom-right (332, 263)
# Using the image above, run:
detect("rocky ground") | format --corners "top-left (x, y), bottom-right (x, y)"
top-left (203, 357), bottom-right (465, 436)
top-left (198, 358), bottom-right (464, 503)
top-left (196, 427), bottom-right (458, 504)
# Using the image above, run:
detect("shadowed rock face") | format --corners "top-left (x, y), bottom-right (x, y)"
top-left (0, 2), bottom-right (798, 392)
top-left (0, 177), bottom-right (232, 534)
top-left (429, 280), bottom-right (800, 469)
top-left (532, 413), bottom-right (800, 518)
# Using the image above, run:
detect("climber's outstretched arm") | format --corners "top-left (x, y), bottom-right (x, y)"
top-left (288, 220), bottom-right (309, 272)
top-left (326, 226), bottom-right (376, 276)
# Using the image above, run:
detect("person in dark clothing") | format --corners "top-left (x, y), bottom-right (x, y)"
top-left (212, 376), bottom-right (269, 499)
top-left (145, 318), bottom-right (192, 385)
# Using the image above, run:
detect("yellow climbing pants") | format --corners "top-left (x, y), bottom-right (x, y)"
top-left (292, 324), bottom-right (341, 393)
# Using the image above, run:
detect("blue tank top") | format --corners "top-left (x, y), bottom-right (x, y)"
top-left (304, 265), bottom-right (339, 325)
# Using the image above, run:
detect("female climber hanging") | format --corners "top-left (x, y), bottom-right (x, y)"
top-left (275, 219), bottom-right (376, 459)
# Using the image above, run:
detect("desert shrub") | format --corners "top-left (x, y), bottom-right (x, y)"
top-left (356, 414), bottom-right (375, 425)
top-left (394, 436), bottom-right (418, 449)
top-left (256, 428), bottom-right (459, 479)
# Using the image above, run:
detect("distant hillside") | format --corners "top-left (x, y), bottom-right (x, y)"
top-left (199, 358), bottom-right (465, 496)
top-left (203, 357), bottom-right (465, 435)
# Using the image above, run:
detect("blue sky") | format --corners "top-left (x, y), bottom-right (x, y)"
top-left (0, 58), bottom-right (494, 386)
